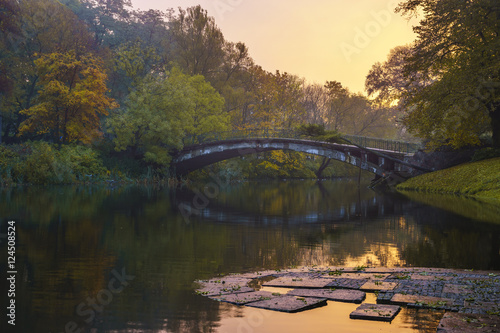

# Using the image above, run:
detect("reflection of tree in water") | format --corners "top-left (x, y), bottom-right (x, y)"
top-left (397, 308), bottom-right (446, 333)
top-left (400, 203), bottom-right (500, 270)
top-left (2, 183), bottom-right (500, 332)
top-left (174, 179), bottom-right (402, 224)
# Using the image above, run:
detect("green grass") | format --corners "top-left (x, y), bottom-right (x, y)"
top-left (397, 157), bottom-right (500, 202)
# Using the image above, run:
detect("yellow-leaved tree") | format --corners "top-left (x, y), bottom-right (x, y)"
top-left (19, 52), bottom-right (117, 144)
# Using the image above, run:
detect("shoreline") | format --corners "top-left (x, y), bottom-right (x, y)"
top-left (396, 157), bottom-right (500, 203)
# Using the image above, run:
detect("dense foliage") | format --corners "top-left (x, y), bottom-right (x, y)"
top-left (0, 0), bottom-right (406, 183)
top-left (366, 0), bottom-right (500, 149)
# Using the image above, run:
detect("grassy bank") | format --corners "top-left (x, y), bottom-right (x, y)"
top-left (397, 157), bottom-right (500, 202)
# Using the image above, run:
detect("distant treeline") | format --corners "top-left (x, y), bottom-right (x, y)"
top-left (0, 0), bottom-right (400, 183)
top-left (2, 0), bottom-right (496, 184)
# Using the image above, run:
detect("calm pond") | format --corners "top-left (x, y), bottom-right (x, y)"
top-left (1, 179), bottom-right (500, 332)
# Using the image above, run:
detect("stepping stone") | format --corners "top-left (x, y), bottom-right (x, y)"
top-left (236, 271), bottom-right (277, 279)
top-left (388, 273), bottom-right (452, 281)
top-left (437, 312), bottom-right (500, 332)
top-left (326, 278), bottom-right (367, 289)
top-left (324, 272), bottom-right (390, 280)
top-left (442, 284), bottom-right (472, 294)
top-left (287, 288), bottom-right (365, 303)
top-left (246, 295), bottom-right (327, 313)
top-left (263, 276), bottom-right (333, 288)
top-left (210, 291), bottom-right (280, 305)
top-left (410, 274), bottom-right (452, 281)
top-left (463, 300), bottom-right (500, 314)
top-left (195, 284), bottom-right (254, 297)
top-left (365, 267), bottom-right (401, 274)
top-left (390, 294), bottom-right (455, 308)
top-left (201, 276), bottom-right (253, 286)
top-left (195, 277), bottom-right (254, 297)
top-left (360, 281), bottom-right (398, 292)
top-left (349, 303), bottom-right (401, 322)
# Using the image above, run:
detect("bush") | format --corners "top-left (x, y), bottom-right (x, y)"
top-left (0, 145), bottom-right (19, 184)
top-left (297, 124), bottom-right (326, 137)
top-left (471, 148), bottom-right (500, 162)
top-left (296, 124), bottom-right (346, 144)
top-left (59, 145), bottom-right (108, 179)
top-left (15, 141), bottom-right (58, 184)
top-left (0, 142), bottom-right (110, 185)
top-left (317, 132), bottom-right (346, 144)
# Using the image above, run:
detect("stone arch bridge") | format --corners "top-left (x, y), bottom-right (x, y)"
top-left (171, 129), bottom-right (428, 179)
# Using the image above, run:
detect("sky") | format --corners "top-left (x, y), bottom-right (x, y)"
top-left (130, 0), bottom-right (418, 94)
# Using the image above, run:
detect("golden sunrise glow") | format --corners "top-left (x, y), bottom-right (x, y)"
top-left (131, 0), bottom-right (417, 94)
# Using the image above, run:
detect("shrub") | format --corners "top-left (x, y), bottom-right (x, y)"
top-left (59, 145), bottom-right (108, 179)
top-left (297, 124), bottom-right (326, 137)
top-left (0, 145), bottom-right (19, 184)
top-left (296, 124), bottom-right (346, 144)
top-left (16, 141), bottom-right (58, 184)
top-left (0, 142), bottom-right (110, 185)
top-left (471, 148), bottom-right (500, 162)
top-left (317, 132), bottom-right (346, 144)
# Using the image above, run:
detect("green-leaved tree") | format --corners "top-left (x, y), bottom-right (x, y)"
top-left (107, 68), bottom-right (227, 166)
top-left (368, 0), bottom-right (500, 148)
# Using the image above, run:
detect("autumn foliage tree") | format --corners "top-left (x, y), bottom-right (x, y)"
top-left (19, 52), bottom-right (117, 144)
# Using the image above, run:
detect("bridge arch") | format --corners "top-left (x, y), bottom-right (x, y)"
top-left (172, 138), bottom-right (403, 176)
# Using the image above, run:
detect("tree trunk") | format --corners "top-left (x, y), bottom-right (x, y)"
top-left (491, 108), bottom-right (500, 147)
top-left (316, 157), bottom-right (331, 178)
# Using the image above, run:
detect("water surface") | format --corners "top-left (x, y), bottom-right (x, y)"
top-left (1, 180), bottom-right (499, 332)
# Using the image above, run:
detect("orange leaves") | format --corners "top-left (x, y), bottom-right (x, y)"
top-left (19, 52), bottom-right (117, 144)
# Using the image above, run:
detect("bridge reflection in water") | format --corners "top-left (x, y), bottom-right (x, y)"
top-left (3, 182), bottom-right (500, 333)
top-left (172, 179), bottom-right (500, 270)
top-left (174, 182), bottom-right (409, 225)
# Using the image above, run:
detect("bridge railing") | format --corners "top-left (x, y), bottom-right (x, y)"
top-left (342, 135), bottom-right (422, 154)
top-left (183, 129), bottom-right (422, 154)
top-left (183, 128), bottom-right (302, 146)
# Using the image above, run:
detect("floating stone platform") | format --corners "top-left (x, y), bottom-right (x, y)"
top-left (194, 266), bottom-right (500, 331)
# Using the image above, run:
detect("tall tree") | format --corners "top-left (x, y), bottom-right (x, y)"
top-left (301, 83), bottom-right (327, 125)
top-left (365, 45), bottom-right (418, 106)
top-left (0, 0), bottom-right (21, 143)
top-left (169, 5), bottom-right (225, 80)
top-left (19, 52), bottom-right (117, 144)
top-left (0, 0), bottom-right (20, 94)
top-left (247, 68), bottom-right (306, 129)
top-left (66, 0), bottom-right (133, 47)
top-left (393, 0), bottom-right (500, 148)
top-left (1, 0), bottom-right (95, 143)
top-left (324, 81), bottom-right (352, 131)
top-left (107, 68), bottom-right (227, 166)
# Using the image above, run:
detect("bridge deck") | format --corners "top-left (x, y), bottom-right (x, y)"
top-left (183, 129), bottom-right (422, 155)
top-left (173, 136), bottom-right (428, 177)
